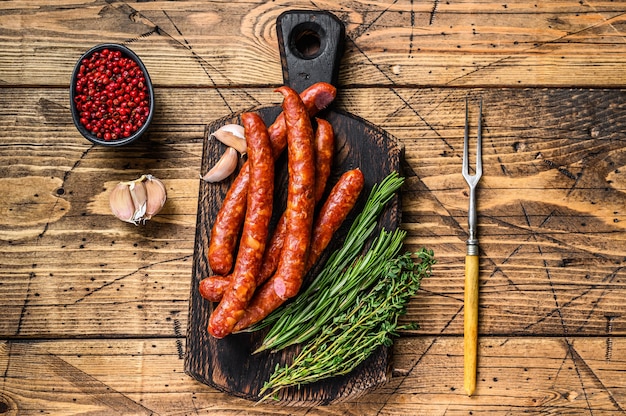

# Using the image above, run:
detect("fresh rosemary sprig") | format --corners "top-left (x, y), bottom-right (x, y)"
top-left (259, 247), bottom-right (436, 401)
top-left (249, 171), bottom-right (405, 352)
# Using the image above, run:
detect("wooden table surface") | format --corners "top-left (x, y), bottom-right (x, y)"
top-left (1, 1), bottom-right (625, 414)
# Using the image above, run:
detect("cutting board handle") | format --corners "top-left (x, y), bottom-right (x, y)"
top-left (276, 10), bottom-right (345, 93)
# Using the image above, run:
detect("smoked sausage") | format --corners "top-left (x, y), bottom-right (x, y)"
top-left (206, 172), bottom-right (249, 276)
top-left (198, 275), bottom-right (230, 303)
top-left (234, 168), bottom-right (364, 331)
top-left (208, 112), bottom-right (274, 338)
top-left (232, 86), bottom-right (317, 330)
top-left (201, 118), bottom-right (335, 301)
top-left (207, 82), bottom-right (336, 275)
top-left (267, 86), bottom-right (316, 300)
top-left (256, 117), bottom-right (335, 285)
top-left (312, 118), bottom-right (334, 202)
top-left (306, 168), bottom-right (364, 269)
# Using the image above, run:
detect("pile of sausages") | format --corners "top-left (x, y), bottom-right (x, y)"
top-left (198, 82), bottom-right (364, 339)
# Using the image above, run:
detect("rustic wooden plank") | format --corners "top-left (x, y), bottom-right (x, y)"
top-left (1, 86), bottom-right (625, 339)
top-left (2, 1), bottom-right (625, 414)
top-left (1, 337), bottom-right (624, 415)
top-left (1, 1), bottom-right (626, 88)
top-left (395, 88), bottom-right (626, 338)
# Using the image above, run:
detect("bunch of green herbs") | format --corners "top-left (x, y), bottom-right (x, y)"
top-left (259, 247), bottom-right (435, 400)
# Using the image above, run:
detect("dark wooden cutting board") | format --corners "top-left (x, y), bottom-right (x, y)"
top-left (185, 10), bottom-right (403, 405)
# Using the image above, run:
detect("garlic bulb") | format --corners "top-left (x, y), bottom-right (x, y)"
top-left (109, 174), bottom-right (167, 224)
top-left (211, 124), bottom-right (246, 154)
top-left (201, 147), bottom-right (239, 183)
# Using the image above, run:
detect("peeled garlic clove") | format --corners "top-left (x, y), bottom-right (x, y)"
top-left (202, 147), bottom-right (239, 182)
top-left (109, 174), bottom-right (167, 224)
top-left (143, 175), bottom-right (167, 220)
top-left (211, 124), bottom-right (247, 154)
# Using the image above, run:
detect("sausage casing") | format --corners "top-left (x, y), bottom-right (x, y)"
top-left (208, 112), bottom-right (274, 338)
top-left (312, 118), bottom-right (334, 202)
top-left (202, 112), bottom-right (336, 302)
top-left (306, 168), bottom-right (364, 269)
top-left (267, 83), bottom-right (337, 157)
top-left (256, 117), bottom-right (335, 286)
top-left (207, 82), bottom-right (336, 275)
top-left (207, 171), bottom-right (248, 275)
top-left (233, 168), bottom-right (364, 332)
top-left (232, 87), bottom-right (316, 330)
top-left (271, 86), bottom-right (316, 300)
top-left (198, 275), bottom-right (230, 303)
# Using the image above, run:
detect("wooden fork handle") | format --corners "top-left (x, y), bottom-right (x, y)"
top-left (464, 254), bottom-right (479, 396)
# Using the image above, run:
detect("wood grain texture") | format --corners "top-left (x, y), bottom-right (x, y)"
top-left (1, 0), bottom-right (626, 414)
top-left (1, 1), bottom-right (626, 88)
top-left (1, 87), bottom-right (623, 338)
top-left (1, 337), bottom-right (625, 415)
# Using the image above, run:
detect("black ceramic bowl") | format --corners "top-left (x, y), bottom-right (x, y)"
top-left (70, 43), bottom-right (154, 146)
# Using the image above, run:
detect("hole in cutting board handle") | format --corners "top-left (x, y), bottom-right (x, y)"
top-left (290, 22), bottom-right (324, 59)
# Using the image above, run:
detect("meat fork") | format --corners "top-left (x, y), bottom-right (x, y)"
top-left (462, 96), bottom-right (482, 397)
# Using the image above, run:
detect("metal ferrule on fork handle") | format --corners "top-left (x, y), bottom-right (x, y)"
top-left (466, 239), bottom-right (479, 256)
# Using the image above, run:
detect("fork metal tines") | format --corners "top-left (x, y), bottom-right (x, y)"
top-left (462, 96), bottom-right (483, 255)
